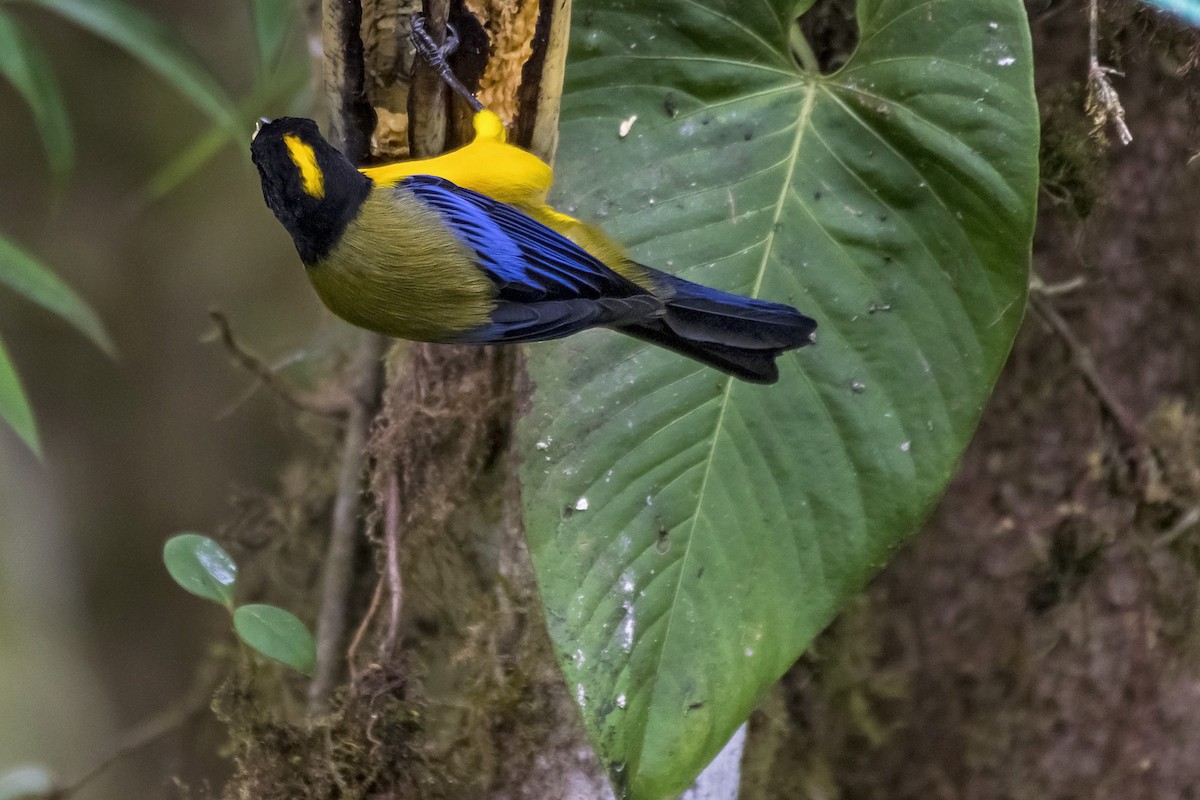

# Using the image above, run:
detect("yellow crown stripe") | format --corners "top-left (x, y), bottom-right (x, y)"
top-left (283, 134), bottom-right (325, 198)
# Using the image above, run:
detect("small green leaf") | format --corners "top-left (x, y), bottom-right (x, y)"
top-left (0, 9), bottom-right (73, 182)
top-left (16, 0), bottom-right (240, 138)
top-left (0, 765), bottom-right (54, 800)
top-left (0, 334), bottom-right (40, 457)
top-left (233, 604), bottom-right (316, 675)
top-left (0, 234), bottom-right (115, 357)
top-left (251, 0), bottom-right (292, 72)
top-left (163, 533), bottom-right (238, 607)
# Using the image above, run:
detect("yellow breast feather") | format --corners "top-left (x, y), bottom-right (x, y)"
top-left (307, 189), bottom-right (494, 342)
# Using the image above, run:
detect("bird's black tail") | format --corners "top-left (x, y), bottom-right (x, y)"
top-left (615, 267), bottom-right (817, 384)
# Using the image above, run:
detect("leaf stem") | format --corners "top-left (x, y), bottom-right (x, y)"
top-left (789, 24), bottom-right (820, 74)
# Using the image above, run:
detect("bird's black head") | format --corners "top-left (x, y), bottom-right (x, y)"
top-left (250, 117), bottom-right (372, 265)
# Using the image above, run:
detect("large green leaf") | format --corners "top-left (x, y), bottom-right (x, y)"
top-left (520, 1), bottom-right (1038, 798)
top-left (0, 334), bottom-right (39, 457)
top-left (0, 9), bottom-right (73, 182)
top-left (0, 234), bottom-right (115, 357)
top-left (15, 0), bottom-right (239, 138)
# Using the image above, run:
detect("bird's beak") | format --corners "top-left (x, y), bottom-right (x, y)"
top-left (252, 117), bottom-right (270, 140)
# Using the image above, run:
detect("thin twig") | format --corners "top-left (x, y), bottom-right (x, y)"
top-left (206, 310), bottom-right (348, 418)
top-left (1030, 292), bottom-right (1140, 445)
top-left (1086, 0), bottom-right (1133, 145)
top-left (381, 472), bottom-right (403, 659)
top-left (347, 573), bottom-right (386, 681)
top-left (308, 332), bottom-right (385, 714)
top-left (51, 683), bottom-right (211, 799)
top-left (1030, 273), bottom-right (1086, 297)
top-left (1154, 506), bottom-right (1200, 549)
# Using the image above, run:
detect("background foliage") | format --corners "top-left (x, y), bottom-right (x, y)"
top-left (0, 0), bottom-right (321, 792)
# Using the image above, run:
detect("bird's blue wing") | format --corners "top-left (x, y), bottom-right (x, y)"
top-left (396, 175), bottom-right (661, 343)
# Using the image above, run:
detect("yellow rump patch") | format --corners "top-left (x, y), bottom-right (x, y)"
top-left (283, 134), bottom-right (325, 198)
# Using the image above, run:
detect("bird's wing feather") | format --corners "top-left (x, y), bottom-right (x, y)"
top-left (396, 175), bottom-right (661, 343)
top-left (398, 175), bottom-right (648, 303)
top-left (454, 295), bottom-right (663, 344)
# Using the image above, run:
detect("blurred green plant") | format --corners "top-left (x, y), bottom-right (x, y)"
top-left (250, 0), bottom-right (294, 72)
top-left (0, 0), bottom-right (308, 454)
top-left (0, 237), bottom-right (115, 455)
top-left (163, 533), bottom-right (316, 675)
top-left (1141, 0), bottom-right (1200, 26)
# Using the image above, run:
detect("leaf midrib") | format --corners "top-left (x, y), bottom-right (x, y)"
top-left (631, 79), bottom-right (816, 772)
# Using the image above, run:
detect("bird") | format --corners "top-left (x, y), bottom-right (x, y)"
top-left (249, 108), bottom-right (816, 384)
